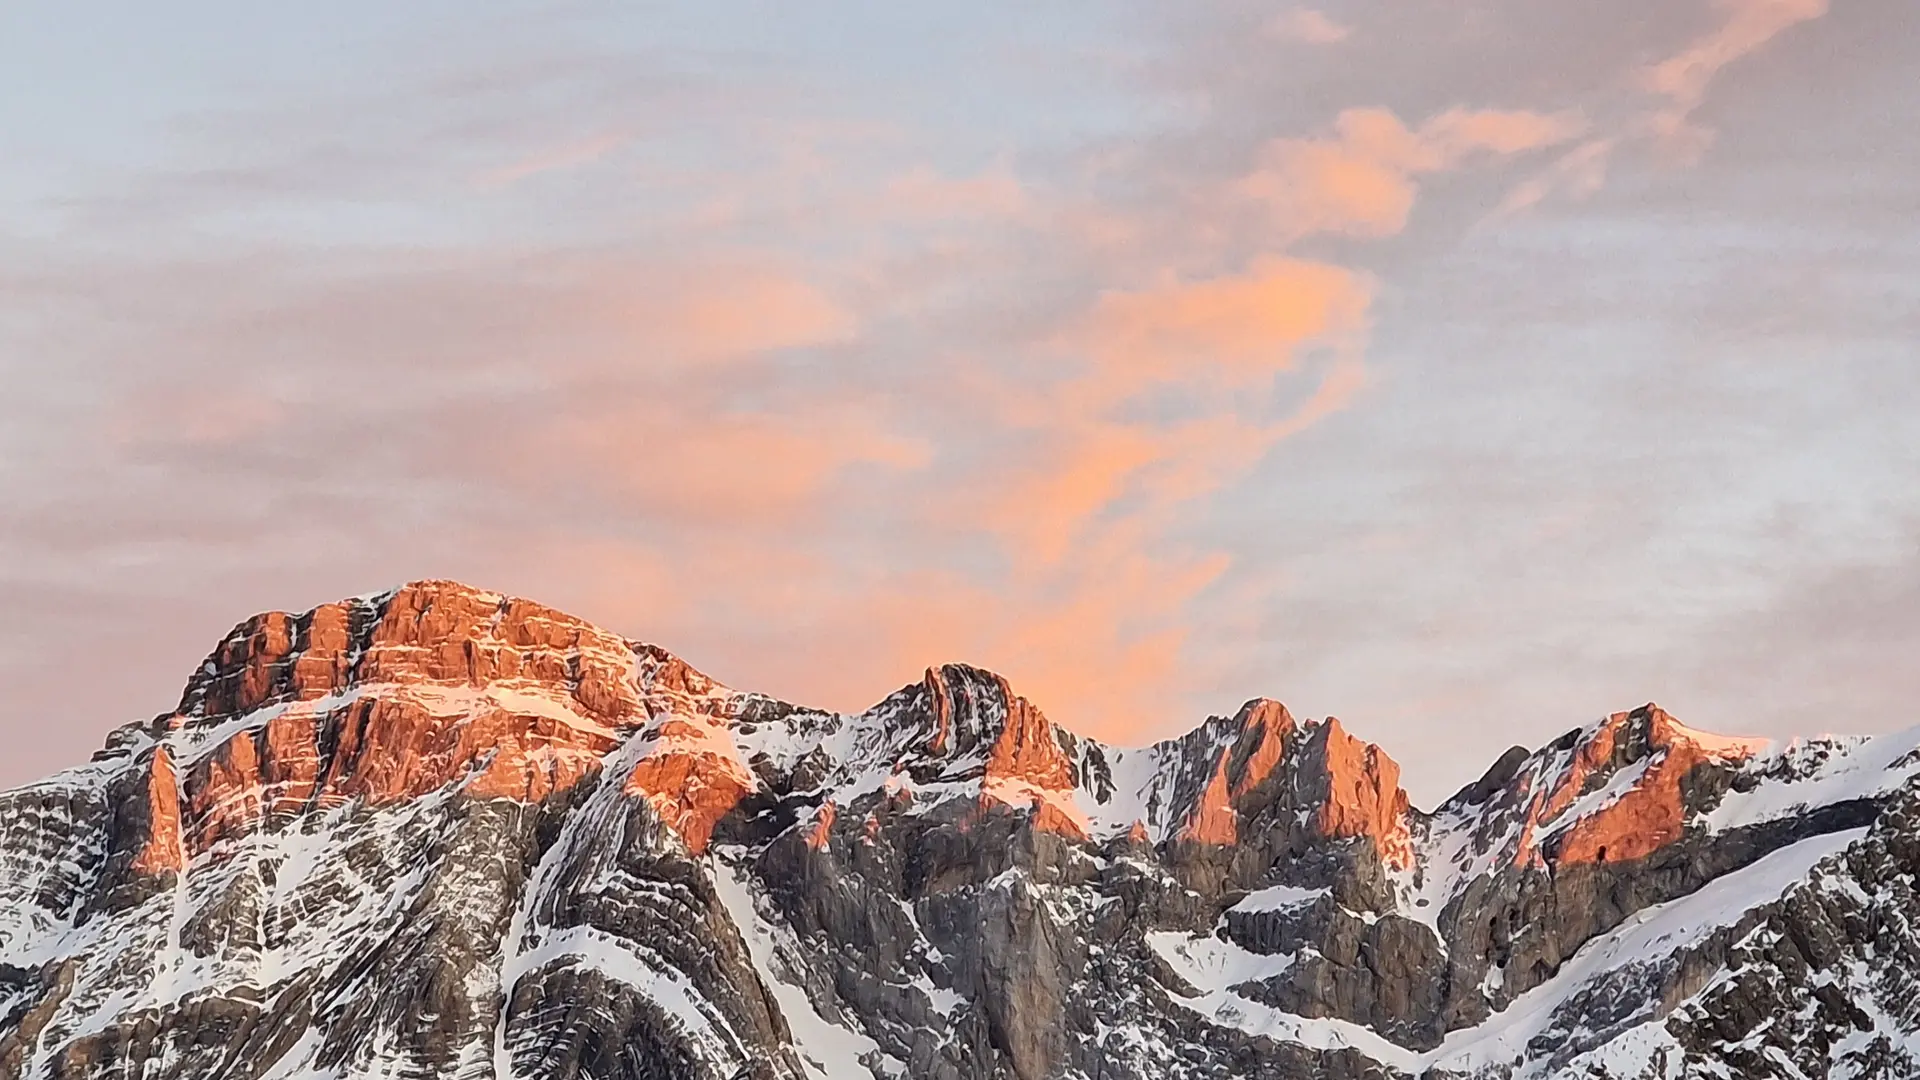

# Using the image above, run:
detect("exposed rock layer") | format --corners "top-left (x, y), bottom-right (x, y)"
top-left (3, 580), bottom-right (1916, 1080)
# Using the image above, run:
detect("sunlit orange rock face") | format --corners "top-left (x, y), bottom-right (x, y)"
top-left (1179, 700), bottom-right (1295, 845)
top-left (979, 689), bottom-right (1089, 840)
top-left (1314, 718), bottom-right (1414, 871)
top-left (925, 666), bottom-right (955, 755)
top-left (154, 580), bottom-right (745, 860)
top-left (1181, 752), bottom-right (1241, 846)
top-left (1517, 705), bottom-right (1761, 868)
top-left (129, 746), bottom-right (187, 877)
top-left (623, 718), bottom-right (754, 856)
top-left (1229, 700), bottom-right (1293, 799)
top-left (1175, 703), bottom-right (1282, 845)
top-left (193, 584), bottom-right (644, 723)
top-left (618, 645), bottom-right (757, 855)
top-left (198, 606), bottom-right (350, 718)
top-left (183, 710), bottom-right (323, 850)
top-left (912, 666), bottom-right (1090, 840)
top-left (1177, 701), bottom-right (1413, 868)
top-left (985, 695), bottom-right (1076, 792)
top-left (806, 801), bottom-right (837, 851)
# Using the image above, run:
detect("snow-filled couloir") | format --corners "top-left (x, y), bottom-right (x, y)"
top-left (4, 579), bottom-right (1919, 1080)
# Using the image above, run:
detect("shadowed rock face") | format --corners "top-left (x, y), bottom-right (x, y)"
top-left (3, 579), bottom-right (1919, 1080)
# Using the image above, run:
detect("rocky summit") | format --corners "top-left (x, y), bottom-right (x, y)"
top-left (3, 581), bottom-right (1919, 1080)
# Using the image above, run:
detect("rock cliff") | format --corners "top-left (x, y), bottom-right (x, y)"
top-left (2, 580), bottom-right (1915, 1079)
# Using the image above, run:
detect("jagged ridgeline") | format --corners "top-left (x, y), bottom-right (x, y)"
top-left (3, 580), bottom-right (1918, 1080)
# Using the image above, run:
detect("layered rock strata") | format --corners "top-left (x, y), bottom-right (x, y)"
top-left (2, 580), bottom-right (1915, 1080)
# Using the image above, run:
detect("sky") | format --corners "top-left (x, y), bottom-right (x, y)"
top-left (2, 1), bottom-right (1917, 805)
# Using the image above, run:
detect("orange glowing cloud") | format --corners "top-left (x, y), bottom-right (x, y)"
top-left (1119, 356), bottom-right (1369, 512)
top-left (953, 256), bottom-right (1373, 583)
top-left (1496, 0), bottom-right (1829, 213)
top-left (1642, 0), bottom-right (1829, 147)
top-left (1239, 107), bottom-right (1585, 237)
top-left (519, 522), bottom-right (1230, 746)
top-left (1071, 256), bottom-right (1372, 393)
top-left (984, 544), bottom-right (1235, 743)
top-left (960, 354), bottom-right (1371, 579)
top-left (548, 401), bottom-right (930, 525)
top-left (581, 262), bottom-right (859, 366)
top-left (976, 423), bottom-right (1167, 566)
top-left (1417, 109), bottom-right (1590, 160)
top-left (779, 540), bottom-right (1234, 743)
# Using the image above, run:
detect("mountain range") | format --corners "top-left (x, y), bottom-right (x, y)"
top-left (3, 579), bottom-right (1918, 1079)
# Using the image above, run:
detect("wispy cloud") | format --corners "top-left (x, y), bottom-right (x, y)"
top-left (477, 132), bottom-right (628, 188)
top-left (1070, 257), bottom-right (1371, 391)
top-left (1265, 9), bottom-right (1352, 45)
top-left (0, 0), bottom-right (1899, 799)
top-left (1642, 0), bottom-right (1830, 149)
top-left (1239, 108), bottom-right (1586, 238)
top-left (1490, 0), bottom-right (1832, 213)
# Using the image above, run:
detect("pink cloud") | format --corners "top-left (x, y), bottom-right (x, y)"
top-left (109, 387), bottom-right (289, 449)
top-left (933, 258), bottom-right (1374, 573)
top-left (971, 423), bottom-right (1167, 566)
top-left (1495, 137), bottom-right (1617, 217)
top-left (587, 261), bottom-right (860, 365)
top-left (1239, 107), bottom-right (1585, 238)
top-left (477, 132), bottom-right (628, 188)
top-left (1265, 9), bottom-right (1352, 45)
top-left (0, 0), bottom-right (1898, 803)
top-left (548, 400), bottom-right (931, 526)
top-left (1070, 256), bottom-right (1373, 393)
top-left (882, 163), bottom-right (1028, 221)
top-left (1643, 0), bottom-right (1830, 145)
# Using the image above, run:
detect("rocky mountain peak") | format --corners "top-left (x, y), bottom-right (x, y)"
top-left (100, 581), bottom-right (1777, 879)
top-left (88, 580), bottom-right (764, 881)
top-left (1172, 699), bottom-right (1412, 870)
top-left (1302, 716), bottom-right (1416, 870)
top-left (1174, 698), bottom-right (1295, 845)
top-left (11, 583), bottom-right (1913, 1080)
top-left (168, 579), bottom-right (650, 731)
top-left (810, 662), bottom-right (1095, 841)
top-left (908, 664), bottom-right (1076, 765)
top-left (1502, 702), bottom-right (1769, 869)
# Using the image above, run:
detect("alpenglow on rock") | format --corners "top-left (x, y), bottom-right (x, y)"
top-left (3, 580), bottom-right (1920, 1079)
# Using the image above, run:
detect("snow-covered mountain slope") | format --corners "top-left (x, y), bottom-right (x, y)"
top-left (3, 579), bottom-right (1917, 1080)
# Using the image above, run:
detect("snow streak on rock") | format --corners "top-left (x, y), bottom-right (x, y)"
top-left (3, 580), bottom-right (1918, 1080)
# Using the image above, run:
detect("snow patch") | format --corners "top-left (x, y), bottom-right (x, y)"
top-left (1705, 727), bottom-right (1920, 834)
top-left (1148, 930), bottom-right (1302, 990)
top-left (1425, 826), bottom-right (1869, 1076)
top-left (1229, 883), bottom-right (1326, 914)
